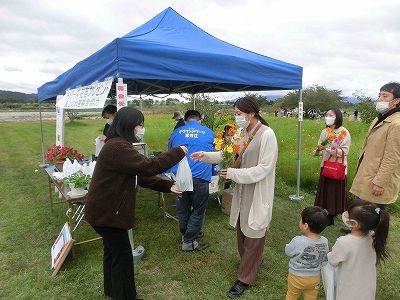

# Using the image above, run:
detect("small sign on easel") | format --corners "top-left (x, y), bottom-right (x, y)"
top-left (51, 223), bottom-right (74, 276)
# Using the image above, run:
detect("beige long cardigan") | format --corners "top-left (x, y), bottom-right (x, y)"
top-left (200, 126), bottom-right (278, 237)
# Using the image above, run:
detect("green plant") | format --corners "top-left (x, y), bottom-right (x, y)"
top-left (353, 90), bottom-right (376, 124)
top-left (62, 171), bottom-right (90, 189)
top-left (0, 116), bottom-right (399, 299)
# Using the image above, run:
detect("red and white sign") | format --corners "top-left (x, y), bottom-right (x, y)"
top-left (116, 81), bottom-right (128, 111)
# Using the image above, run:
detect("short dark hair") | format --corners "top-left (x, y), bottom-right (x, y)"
top-left (325, 108), bottom-right (343, 128)
top-left (301, 206), bottom-right (329, 234)
top-left (380, 82), bottom-right (400, 104)
top-left (102, 105), bottom-right (117, 118)
top-left (107, 107), bottom-right (144, 143)
top-left (184, 110), bottom-right (201, 121)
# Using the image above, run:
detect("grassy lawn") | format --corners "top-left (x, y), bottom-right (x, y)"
top-left (0, 115), bottom-right (398, 299)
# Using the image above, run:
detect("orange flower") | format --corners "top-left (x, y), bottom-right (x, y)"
top-left (228, 127), bottom-right (237, 135)
top-left (328, 134), bottom-right (336, 141)
top-left (233, 144), bottom-right (240, 152)
top-left (243, 140), bottom-right (249, 149)
top-left (326, 127), bottom-right (333, 133)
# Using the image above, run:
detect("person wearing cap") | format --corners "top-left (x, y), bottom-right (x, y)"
top-left (172, 111), bottom-right (185, 130)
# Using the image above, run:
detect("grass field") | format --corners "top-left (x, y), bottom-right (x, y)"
top-left (0, 115), bottom-right (399, 299)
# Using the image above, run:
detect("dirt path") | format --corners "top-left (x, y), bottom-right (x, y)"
top-left (0, 111), bottom-right (97, 122)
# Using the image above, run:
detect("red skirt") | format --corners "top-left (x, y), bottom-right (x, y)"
top-left (314, 168), bottom-right (348, 215)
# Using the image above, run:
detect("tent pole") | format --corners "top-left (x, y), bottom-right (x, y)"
top-left (139, 94), bottom-right (143, 111)
top-left (39, 101), bottom-right (47, 167)
top-left (289, 89), bottom-right (304, 201)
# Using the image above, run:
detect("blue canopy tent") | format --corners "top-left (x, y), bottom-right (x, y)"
top-left (37, 7), bottom-right (304, 199)
top-left (38, 7), bottom-right (302, 101)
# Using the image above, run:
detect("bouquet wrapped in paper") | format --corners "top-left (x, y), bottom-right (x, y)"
top-left (314, 127), bottom-right (347, 156)
top-left (214, 124), bottom-right (243, 193)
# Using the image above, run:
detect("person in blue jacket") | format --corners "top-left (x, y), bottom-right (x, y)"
top-left (168, 110), bottom-right (215, 251)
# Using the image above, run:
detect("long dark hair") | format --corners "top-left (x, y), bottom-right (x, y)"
top-left (234, 96), bottom-right (269, 126)
top-left (325, 107), bottom-right (343, 128)
top-left (106, 107), bottom-right (144, 143)
top-left (349, 204), bottom-right (390, 264)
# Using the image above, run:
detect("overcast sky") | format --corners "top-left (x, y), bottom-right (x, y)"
top-left (1, 0), bottom-right (399, 99)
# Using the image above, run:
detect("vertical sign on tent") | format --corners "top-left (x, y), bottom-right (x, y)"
top-left (289, 90), bottom-right (304, 201)
top-left (298, 101), bottom-right (303, 122)
top-left (55, 95), bottom-right (65, 147)
top-left (116, 78), bottom-right (128, 111)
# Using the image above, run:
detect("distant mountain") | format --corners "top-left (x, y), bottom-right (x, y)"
top-left (0, 90), bottom-right (37, 103)
top-left (267, 94), bottom-right (285, 101)
top-left (343, 96), bottom-right (359, 104)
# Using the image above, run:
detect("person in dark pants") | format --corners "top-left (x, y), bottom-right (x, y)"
top-left (176, 178), bottom-right (209, 246)
top-left (168, 110), bottom-right (215, 251)
top-left (85, 107), bottom-right (187, 300)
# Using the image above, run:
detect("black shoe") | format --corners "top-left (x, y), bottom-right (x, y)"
top-left (182, 242), bottom-right (209, 252)
top-left (227, 280), bottom-right (249, 298)
top-left (327, 215), bottom-right (335, 226)
top-left (340, 227), bottom-right (351, 234)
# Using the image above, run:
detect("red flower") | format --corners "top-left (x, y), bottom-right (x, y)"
top-left (45, 145), bottom-right (85, 163)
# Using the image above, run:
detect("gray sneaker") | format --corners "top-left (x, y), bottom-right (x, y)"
top-left (182, 240), bottom-right (209, 251)
top-left (179, 232), bottom-right (204, 243)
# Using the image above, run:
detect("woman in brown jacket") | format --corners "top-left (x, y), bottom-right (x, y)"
top-left (85, 107), bottom-right (186, 300)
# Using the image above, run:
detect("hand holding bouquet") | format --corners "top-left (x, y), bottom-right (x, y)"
top-left (314, 128), bottom-right (347, 156)
top-left (214, 124), bottom-right (242, 193)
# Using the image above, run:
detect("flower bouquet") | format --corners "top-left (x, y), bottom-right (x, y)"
top-left (214, 124), bottom-right (242, 193)
top-left (314, 128), bottom-right (347, 156)
top-left (45, 144), bottom-right (84, 170)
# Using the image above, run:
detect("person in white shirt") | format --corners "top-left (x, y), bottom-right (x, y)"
top-left (191, 96), bottom-right (278, 298)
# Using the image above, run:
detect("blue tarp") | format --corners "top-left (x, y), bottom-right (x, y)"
top-left (38, 7), bottom-right (302, 101)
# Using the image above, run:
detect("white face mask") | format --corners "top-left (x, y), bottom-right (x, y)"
top-left (106, 119), bottom-right (113, 125)
top-left (325, 116), bottom-right (335, 126)
top-left (135, 127), bottom-right (145, 140)
top-left (235, 115), bottom-right (250, 128)
top-left (375, 101), bottom-right (390, 113)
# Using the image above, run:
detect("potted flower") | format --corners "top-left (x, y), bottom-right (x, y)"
top-left (46, 144), bottom-right (84, 171)
top-left (62, 171), bottom-right (91, 196)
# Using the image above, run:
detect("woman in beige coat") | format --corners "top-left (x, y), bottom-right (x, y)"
top-left (191, 97), bottom-right (278, 298)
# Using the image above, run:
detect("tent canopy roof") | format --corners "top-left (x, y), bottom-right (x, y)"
top-left (38, 7), bottom-right (302, 101)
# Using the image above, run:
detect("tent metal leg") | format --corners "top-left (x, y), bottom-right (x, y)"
top-left (39, 102), bottom-right (47, 167)
top-left (289, 89), bottom-right (304, 201)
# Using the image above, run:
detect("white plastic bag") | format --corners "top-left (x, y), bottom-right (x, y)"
top-left (95, 137), bottom-right (105, 156)
top-left (321, 262), bottom-right (336, 300)
top-left (175, 156), bottom-right (193, 192)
